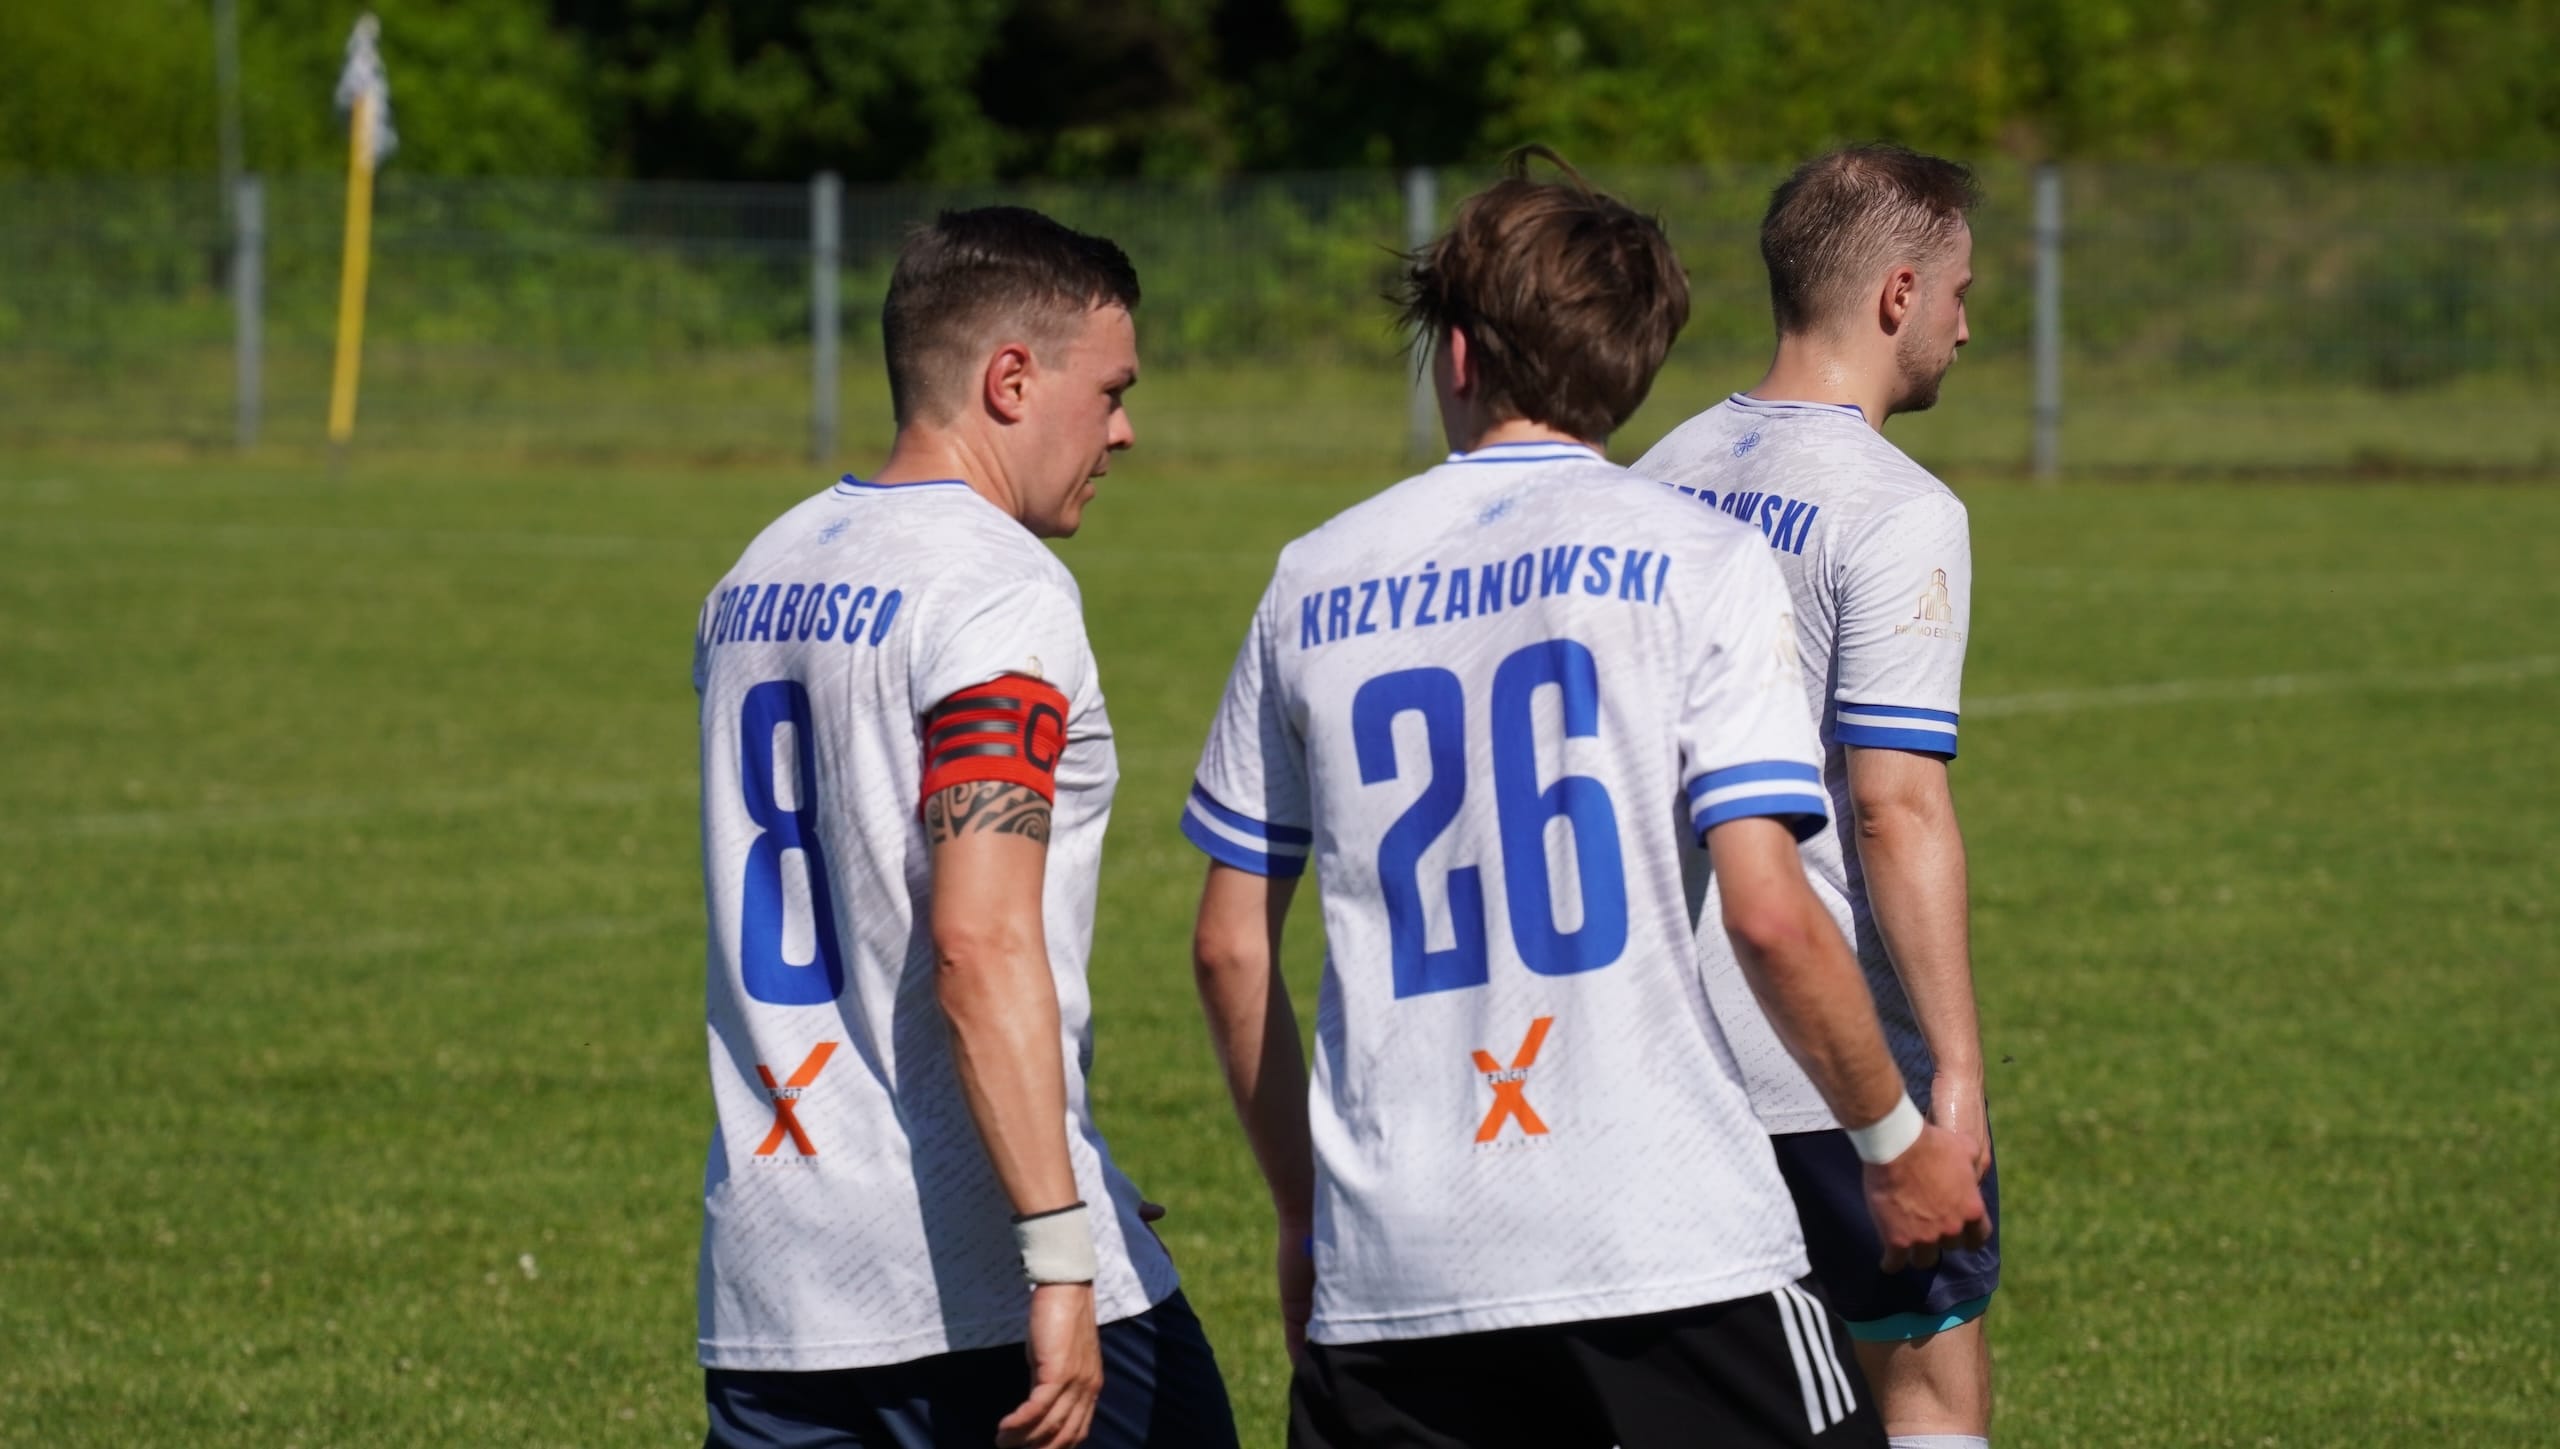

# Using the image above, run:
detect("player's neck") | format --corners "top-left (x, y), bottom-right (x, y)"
top-left (1450, 415), bottom-right (1603, 457)
top-left (1752, 339), bottom-right (1888, 433)
top-left (872, 427), bottom-right (1020, 517)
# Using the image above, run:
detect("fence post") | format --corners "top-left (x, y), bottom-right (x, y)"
top-left (1402, 165), bottom-right (1439, 461)
top-left (233, 173), bottom-right (264, 451)
top-left (810, 171), bottom-right (843, 464)
top-left (2031, 164), bottom-right (2063, 481)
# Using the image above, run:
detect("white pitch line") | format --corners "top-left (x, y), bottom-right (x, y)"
top-left (11, 657), bottom-right (2553, 846)
top-left (173, 910), bottom-right (695, 967)
top-left (0, 516), bottom-right (712, 560)
top-left (3, 779), bottom-right (691, 845)
top-left (1994, 564), bottom-right (2545, 597)
top-left (0, 516), bottom-right (1271, 569)
top-left (1967, 653), bottom-right (2560, 719)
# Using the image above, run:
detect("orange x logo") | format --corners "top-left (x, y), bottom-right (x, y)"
top-left (754, 1041), bottom-right (839, 1156)
top-left (1472, 1016), bottom-right (1554, 1144)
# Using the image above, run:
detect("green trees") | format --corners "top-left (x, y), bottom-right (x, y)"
top-left (3, 0), bottom-right (2554, 179)
top-left (0, 0), bottom-right (595, 179)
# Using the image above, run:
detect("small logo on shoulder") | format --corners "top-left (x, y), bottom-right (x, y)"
top-left (1732, 431), bottom-right (1762, 458)
top-left (1477, 497), bottom-right (1518, 526)
top-left (816, 517), bottom-right (850, 545)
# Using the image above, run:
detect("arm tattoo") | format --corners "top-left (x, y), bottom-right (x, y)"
top-left (926, 781), bottom-right (1052, 844)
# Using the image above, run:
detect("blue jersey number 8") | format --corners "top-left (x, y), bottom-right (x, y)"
top-left (1352, 638), bottom-right (1628, 999)
top-left (738, 679), bottom-right (848, 1005)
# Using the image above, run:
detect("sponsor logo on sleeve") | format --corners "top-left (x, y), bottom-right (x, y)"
top-left (1895, 568), bottom-right (1965, 641)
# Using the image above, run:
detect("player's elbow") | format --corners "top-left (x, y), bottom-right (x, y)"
top-left (931, 914), bottom-right (1045, 1000)
top-left (1191, 917), bottom-right (1257, 992)
top-left (1849, 789), bottom-right (1929, 844)
top-left (1719, 886), bottom-right (1827, 962)
top-left (1849, 764), bottom-right (1956, 845)
top-left (1192, 865), bottom-right (1284, 994)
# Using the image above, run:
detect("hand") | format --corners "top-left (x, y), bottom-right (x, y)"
top-left (996, 1283), bottom-right (1102, 1449)
top-left (1860, 1122), bottom-right (1991, 1274)
top-left (1276, 1224), bottom-right (1316, 1367)
top-left (1928, 1070), bottom-right (1993, 1180)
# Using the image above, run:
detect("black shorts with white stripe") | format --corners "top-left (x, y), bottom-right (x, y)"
top-left (1289, 1278), bottom-right (1884, 1449)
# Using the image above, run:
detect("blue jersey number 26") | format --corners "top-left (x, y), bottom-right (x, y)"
top-left (737, 679), bottom-right (847, 1005)
top-left (1351, 638), bottom-right (1629, 999)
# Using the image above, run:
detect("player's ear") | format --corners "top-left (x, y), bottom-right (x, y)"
top-left (1441, 326), bottom-right (1473, 399)
top-left (1878, 265), bottom-right (1918, 336)
top-left (982, 341), bottom-right (1035, 423)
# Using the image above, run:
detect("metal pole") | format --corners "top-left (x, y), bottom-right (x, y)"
top-left (810, 171), bottom-right (842, 464)
top-left (233, 173), bottom-right (263, 450)
top-left (1403, 165), bottom-right (1439, 461)
top-left (213, 0), bottom-right (244, 226)
top-left (2032, 164), bottom-right (2063, 482)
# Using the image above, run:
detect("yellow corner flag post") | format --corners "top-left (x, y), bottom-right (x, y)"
top-left (327, 15), bottom-right (393, 470)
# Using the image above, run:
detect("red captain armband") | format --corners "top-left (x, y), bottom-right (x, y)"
top-left (920, 675), bottom-right (1071, 807)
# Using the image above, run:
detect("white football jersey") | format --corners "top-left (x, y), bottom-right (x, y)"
top-left (1635, 396), bottom-right (1974, 1133)
top-left (692, 476), bottom-right (1178, 1372)
top-left (1186, 441), bottom-right (1827, 1345)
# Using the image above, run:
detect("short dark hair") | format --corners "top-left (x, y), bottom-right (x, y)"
top-left (881, 206), bottom-right (1141, 425)
top-left (1761, 144), bottom-right (1979, 336)
top-left (1395, 147), bottom-right (1689, 441)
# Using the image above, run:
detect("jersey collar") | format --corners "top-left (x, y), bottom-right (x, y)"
top-left (1444, 440), bottom-right (1605, 465)
top-left (1725, 393), bottom-right (1866, 422)
top-left (832, 475), bottom-right (973, 494)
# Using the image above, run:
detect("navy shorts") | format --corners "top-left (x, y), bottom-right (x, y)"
top-left (704, 1291), bottom-right (1239, 1449)
top-left (1770, 1128), bottom-right (2001, 1342)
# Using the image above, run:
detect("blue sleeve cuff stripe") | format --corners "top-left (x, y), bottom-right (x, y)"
top-left (1687, 759), bottom-right (1823, 802)
top-left (1837, 702), bottom-right (1959, 724)
top-left (1187, 783), bottom-right (1314, 844)
top-left (1835, 723), bottom-right (1960, 757)
top-left (1181, 806), bottom-right (1308, 877)
top-left (1694, 794), bottom-right (1830, 842)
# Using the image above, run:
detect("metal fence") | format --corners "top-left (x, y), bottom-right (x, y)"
top-left (3, 164), bottom-right (2556, 475)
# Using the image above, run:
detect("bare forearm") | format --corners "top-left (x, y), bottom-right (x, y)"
top-left (1193, 867), bottom-right (1315, 1223)
top-left (1711, 817), bottom-right (1907, 1128)
top-left (1200, 964), bottom-right (1315, 1219)
top-left (929, 780), bottom-right (1080, 1216)
top-left (1849, 755), bottom-right (1983, 1076)
top-left (940, 948), bottom-right (1081, 1214)
top-left (1731, 907), bottom-right (1908, 1127)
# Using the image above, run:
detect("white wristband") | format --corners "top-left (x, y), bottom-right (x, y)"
top-left (1012, 1202), bottom-right (1097, 1285)
top-left (1846, 1095), bottom-right (1925, 1165)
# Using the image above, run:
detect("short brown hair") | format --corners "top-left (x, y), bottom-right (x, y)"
top-left (882, 206), bottom-right (1141, 425)
top-left (1396, 147), bottom-right (1689, 440)
top-left (1761, 144), bottom-right (1979, 335)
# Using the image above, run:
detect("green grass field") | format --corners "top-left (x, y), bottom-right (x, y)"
top-left (3, 446), bottom-right (2555, 1447)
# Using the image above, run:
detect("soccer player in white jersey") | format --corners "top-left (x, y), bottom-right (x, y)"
top-left (1634, 145), bottom-right (1997, 1449)
top-left (1182, 149), bottom-right (1987, 1449)
top-left (690, 207), bottom-right (1237, 1449)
